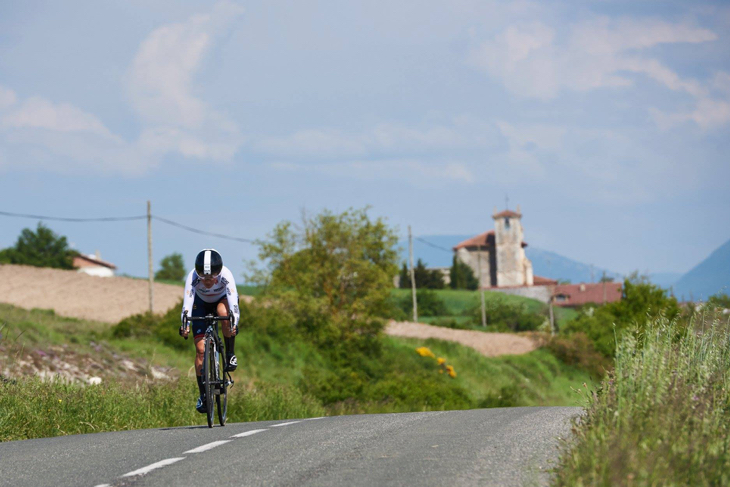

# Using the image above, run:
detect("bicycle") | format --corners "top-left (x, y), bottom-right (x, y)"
top-left (183, 313), bottom-right (235, 428)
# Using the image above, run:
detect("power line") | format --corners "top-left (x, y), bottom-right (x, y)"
top-left (0, 210), bottom-right (146, 222)
top-left (413, 236), bottom-right (453, 253)
top-left (0, 209), bottom-right (256, 244)
top-left (152, 216), bottom-right (255, 243)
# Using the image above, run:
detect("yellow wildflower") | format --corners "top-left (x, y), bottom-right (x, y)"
top-left (446, 365), bottom-right (456, 378)
top-left (415, 347), bottom-right (435, 358)
top-left (437, 357), bottom-right (446, 365)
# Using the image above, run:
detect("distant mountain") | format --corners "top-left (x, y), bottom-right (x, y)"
top-left (397, 235), bottom-right (621, 283)
top-left (647, 272), bottom-right (682, 290)
top-left (525, 247), bottom-right (621, 284)
top-left (672, 238), bottom-right (730, 300)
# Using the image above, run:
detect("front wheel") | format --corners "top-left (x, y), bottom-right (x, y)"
top-left (202, 337), bottom-right (215, 428)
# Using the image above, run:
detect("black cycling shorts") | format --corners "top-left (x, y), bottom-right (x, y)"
top-left (191, 294), bottom-right (227, 339)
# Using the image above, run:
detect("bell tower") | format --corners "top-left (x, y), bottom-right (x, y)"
top-left (493, 205), bottom-right (533, 287)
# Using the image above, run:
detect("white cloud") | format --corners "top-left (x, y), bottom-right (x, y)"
top-left (2, 97), bottom-right (114, 137)
top-left (270, 159), bottom-right (475, 186)
top-left (256, 120), bottom-right (488, 159)
top-left (127, 0), bottom-right (244, 160)
top-left (0, 2), bottom-right (245, 174)
top-left (0, 86), bottom-right (16, 110)
top-left (468, 17), bottom-right (716, 101)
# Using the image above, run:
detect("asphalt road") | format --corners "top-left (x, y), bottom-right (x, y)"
top-left (0, 407), bottom-right (581, 487)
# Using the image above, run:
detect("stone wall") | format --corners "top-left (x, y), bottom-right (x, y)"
top-left (489, 284), bottom-right (554, 303)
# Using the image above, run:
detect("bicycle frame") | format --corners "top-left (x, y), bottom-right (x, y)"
top-left (185, 313), bottom-right (234, 427)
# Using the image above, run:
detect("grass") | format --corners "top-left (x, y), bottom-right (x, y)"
top-left (552, 309), bottom-right (730, 486)
top-left (0, 300), bottom-right (595, 442)
top-left (0, 378), bottom-right (324, 442)
top-left (391, 288), bottom-right (577, 329)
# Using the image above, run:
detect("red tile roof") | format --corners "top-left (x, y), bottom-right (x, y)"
top-left (453, 230), bottom-right (527, 250)
top-left (553, 282), bottom-right (622, 307)
top-left (453, 231), bottom-right (495, 250)
top-left (493, 210), bottom-right (521, 218)
top-left (533, 275), bottom-right (558, 285)
top-left (73, 254), bottom-right (117, 270)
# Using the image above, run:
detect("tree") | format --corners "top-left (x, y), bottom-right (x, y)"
top-left (399, 259), bottom-right (445, 289)
top-left (251, 207), bottom-right (399, 354)
top-left (563, 273), bottom-right (681, 357)
top-left (449, 255), bottom-right (478, 290)
top-left (155, 253), bottom-right (186, 281)
top-left (0, 222), bottom-right (77, 269)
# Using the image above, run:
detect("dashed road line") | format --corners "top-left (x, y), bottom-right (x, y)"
top-left (184, 440), bottom-right (233, 454)
top-left (231, 429), bottom-right (268, 438)
top-left (271, 421), bottom-right (301, 427)
top-left (121, 457), bottom-right (185, 477)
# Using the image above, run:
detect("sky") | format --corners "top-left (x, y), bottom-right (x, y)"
top-left (1, 0), bottom-right (729, 280)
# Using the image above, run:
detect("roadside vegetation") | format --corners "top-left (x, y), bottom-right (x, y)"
top-left (553, 303), bottom-right (730, 486)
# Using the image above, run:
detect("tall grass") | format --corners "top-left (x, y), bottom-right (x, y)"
top-left (0, 378), bottom-right (324, 442)
top-left (553, 310), bottom-right (730, 486)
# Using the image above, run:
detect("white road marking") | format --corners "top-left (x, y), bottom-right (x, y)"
top-left (184, 440), bottom-right (233, 453)
top-left (122, 457), bottom-right (185, 477)
top-left (93, 484), bottom-right (111, 487)
top-left (271, 421), bottom-right (301, 427)
top-left (231, 428), bottom-right (268, 438)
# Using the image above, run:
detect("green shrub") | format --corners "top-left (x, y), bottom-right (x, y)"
top-left (398, 289), bottom-right (449, 317)
top-left (546, 332), bottom-right (611, 379)
top-left (111, 302), bottom-right (188, 351)
top-left (562, 276), bottom-right (682, 358)
top-left (467, 298), bottom-right (545, 332)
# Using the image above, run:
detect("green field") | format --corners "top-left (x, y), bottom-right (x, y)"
top-left (390, 288), bottom-right (577, 328)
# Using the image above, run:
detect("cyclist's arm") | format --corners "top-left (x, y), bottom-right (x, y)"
top-left (220, 267), bottom-right (240, 326)
top-left (181, 270), bottom-right (195, 323)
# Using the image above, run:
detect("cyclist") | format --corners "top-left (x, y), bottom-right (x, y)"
top-left (179, 249), bottom-right (240, 414)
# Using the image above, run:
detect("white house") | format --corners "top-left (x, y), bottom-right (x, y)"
top-left (72, 251), bottom-right (117, 277)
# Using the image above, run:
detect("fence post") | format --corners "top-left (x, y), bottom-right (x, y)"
top-left (409, 225), bottom-right (418, 322)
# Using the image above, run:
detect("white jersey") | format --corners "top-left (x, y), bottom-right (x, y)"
top-left (181, 265), bottom-right (240, 325)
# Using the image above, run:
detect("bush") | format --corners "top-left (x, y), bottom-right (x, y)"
top-left (155, 253), bottom-right (186, 281)
top-left (111, 301), bottom-right (188, 351)
top-left (562, 275), bottom-right (681, 358)
top-left (468, 298), bottom-right (545, 332)
top-left (546, 332), bottom-right (611, 379)
top-left (398, 289), bottom-right (449, 317)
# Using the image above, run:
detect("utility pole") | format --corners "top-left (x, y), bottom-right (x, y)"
top-left (408, 226), bottom-right (418, 322)
top-left (476, 245), bottom-right (486, 327)
top-left (147, 200), bottom-right (154, 315)
top-left (549, 296), bottom-right (556, 336)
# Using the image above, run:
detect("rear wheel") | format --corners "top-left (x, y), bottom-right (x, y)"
top-left (216, 381), bottom-right (227, 426)
top-left (203, 337), bottom-right (215, 428)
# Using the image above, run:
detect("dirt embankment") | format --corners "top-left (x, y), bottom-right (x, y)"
top-left (385, 321), bottom-right (537, 357)
top-left (0, 264), bottom-right (537, 358)
top-left (0, 264), bottom-right (185, 323)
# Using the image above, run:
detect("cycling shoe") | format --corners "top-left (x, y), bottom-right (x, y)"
top-left (225, 354), bottom-right (238, 372)
top-left (196, 395), bottom-right (207, 414)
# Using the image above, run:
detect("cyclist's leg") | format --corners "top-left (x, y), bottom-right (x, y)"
top-left (216, 299), bottom-right (237, 371)
top-left (191, 295), bottom-right (213, 409)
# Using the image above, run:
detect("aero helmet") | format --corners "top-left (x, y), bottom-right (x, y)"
top-left (195, 249), bottom-right (223, 277)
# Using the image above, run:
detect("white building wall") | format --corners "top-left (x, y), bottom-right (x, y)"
top-left (78, 267), bottom-right (115, 278)
top-left (456, 248), bottom-right (491, 289)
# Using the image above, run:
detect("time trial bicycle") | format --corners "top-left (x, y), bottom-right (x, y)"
top-left (184, 313), bottom-right (235, 428)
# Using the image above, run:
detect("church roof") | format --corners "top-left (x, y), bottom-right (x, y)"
top-left (453, 231), bottom-right (495, 250)
top-left (493, 209), bottom-right (522, 219)
top-left (453, 231), bottom-right (527, 250)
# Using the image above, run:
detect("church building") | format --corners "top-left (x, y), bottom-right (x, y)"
top-left (453, 206), bottom-right (540, 289)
